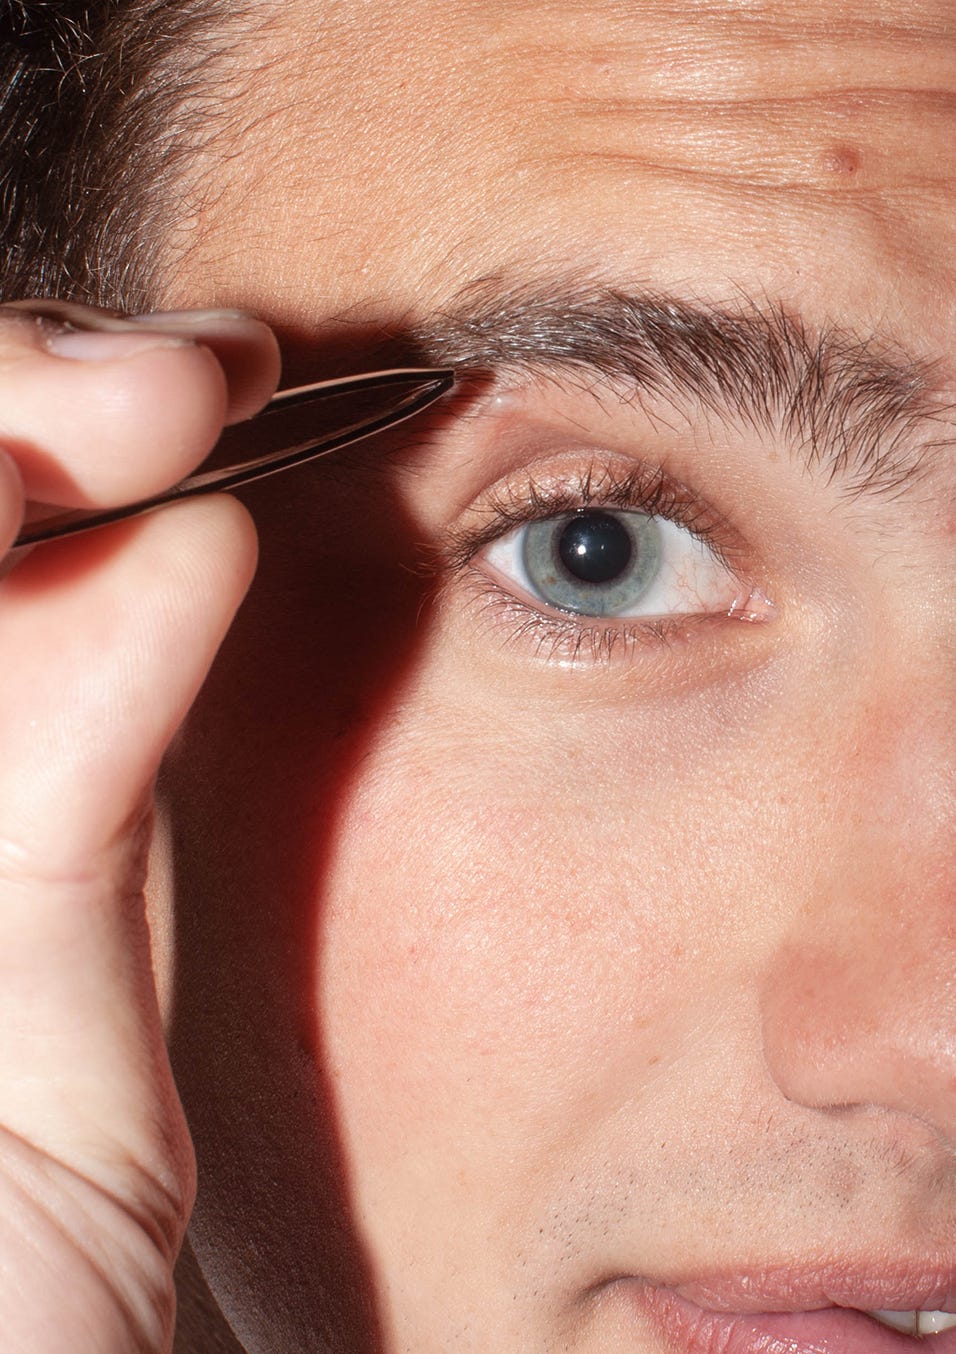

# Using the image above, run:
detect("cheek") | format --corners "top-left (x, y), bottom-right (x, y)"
top-left (316, 700), bottom-right (760, 1199)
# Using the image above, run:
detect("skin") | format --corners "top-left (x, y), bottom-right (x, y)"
top-left (0, 309), bottom-right (274, 1353)
top-left (0, 1), bottom-right (953, 1352)
top-left (148, 1), bottom-right (956, 1350)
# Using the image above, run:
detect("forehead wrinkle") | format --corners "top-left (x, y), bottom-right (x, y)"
top-left (490, 2), bottom-right (956, 198)
top-left (554, 90), bottom-right (956, 196)
top-left (403, 277), bottom-right (950, 500)
top-left (495, 0), bottom-right (956, 99)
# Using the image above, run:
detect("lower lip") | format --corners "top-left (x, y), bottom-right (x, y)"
top-left (619, 1282), bottom-right (956, 1353)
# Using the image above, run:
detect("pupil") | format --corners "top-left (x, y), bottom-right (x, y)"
top-left (557, 512), bottom-right (632, 585)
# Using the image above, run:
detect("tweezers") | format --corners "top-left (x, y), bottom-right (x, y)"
top-left (14, 367), bottom-right (455, 547)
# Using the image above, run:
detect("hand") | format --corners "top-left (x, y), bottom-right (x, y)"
top-left (0, 302), bottom-right (279, 1353)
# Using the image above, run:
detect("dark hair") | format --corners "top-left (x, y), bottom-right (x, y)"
top-left (0, 1), bottom-right (249, 309)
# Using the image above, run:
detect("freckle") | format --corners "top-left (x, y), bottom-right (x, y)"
top-left (821, 145), bottom-right (861, 177)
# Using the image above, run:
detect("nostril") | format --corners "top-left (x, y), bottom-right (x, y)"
top-left (759, 923), bottom-right (956, 1153)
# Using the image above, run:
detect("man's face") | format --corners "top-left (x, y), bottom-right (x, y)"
top-left (154, 2), bottom-right (956, 1350)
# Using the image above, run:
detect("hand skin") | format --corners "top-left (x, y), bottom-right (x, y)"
top-left (0, 307), bottom-right (277, 1352)
top-left (25, 1), bottom-right (956, 1352)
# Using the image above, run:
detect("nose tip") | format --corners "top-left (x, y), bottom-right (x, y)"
top-left (757, 656), bottom-right (956, 1144)
top-left (760, 928), bottom-right (956, 1142)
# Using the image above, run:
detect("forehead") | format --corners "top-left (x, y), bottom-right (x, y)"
top-left (171, 0), bottom-right (956, 350)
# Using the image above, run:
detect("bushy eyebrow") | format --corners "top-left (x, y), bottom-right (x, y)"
top-left (405, 278), bottom-right (952, 500)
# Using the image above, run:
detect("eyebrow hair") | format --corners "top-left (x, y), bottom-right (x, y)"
top-left (402, 277), bottom-right (952, 500)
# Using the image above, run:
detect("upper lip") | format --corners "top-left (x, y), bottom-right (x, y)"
top-left (663, 1263), bottom-right (956, 1314)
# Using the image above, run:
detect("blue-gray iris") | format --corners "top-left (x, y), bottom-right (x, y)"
top-left (521, 509), bottom-right (663, 616)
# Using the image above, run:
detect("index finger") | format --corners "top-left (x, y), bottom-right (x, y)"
top-left (0, 304), bottom-right (281, 509)
top-left (4, 301), bottom-right (281, 424)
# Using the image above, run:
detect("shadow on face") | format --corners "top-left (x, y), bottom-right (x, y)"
top-left (163, 321), bottom-right (476, 1354)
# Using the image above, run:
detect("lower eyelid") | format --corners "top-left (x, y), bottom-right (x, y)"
top-left (457, 566), bottom-right (745, 668)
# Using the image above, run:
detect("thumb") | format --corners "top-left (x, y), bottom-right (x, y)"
top-left (0, 495), bottom-right (256, 1171)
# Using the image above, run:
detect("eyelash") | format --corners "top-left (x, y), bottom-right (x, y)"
top-left (437, 459), bottom-right (764, 664)
top-left (446, 462), bottom-right (731, 564)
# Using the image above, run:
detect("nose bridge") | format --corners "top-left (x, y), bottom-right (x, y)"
top-left (759, 660), bottom-right (956, 1140)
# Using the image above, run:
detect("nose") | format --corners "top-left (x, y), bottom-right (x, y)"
top-left (759, 675), bottom-right (956, 1146)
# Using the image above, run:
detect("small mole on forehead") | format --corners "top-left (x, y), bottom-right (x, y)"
top-left (821, 144), bottom-right (861, 177)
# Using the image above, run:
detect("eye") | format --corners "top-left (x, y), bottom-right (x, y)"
top-left (482, 507), bottom-right (745, 620)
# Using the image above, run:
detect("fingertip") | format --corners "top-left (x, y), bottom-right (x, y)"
top-left (116, 492), bottom-right (261, 635)
top-left (116, 310), bottom-right (280, 423)
top-left (200, 318), bottom-right (282, 424)
top-left (179, 492), bottom-right (260, 607)
top-left (9, 340), bottom-right (231, 507)
top-left (0, 447), bottom-right (25, 557)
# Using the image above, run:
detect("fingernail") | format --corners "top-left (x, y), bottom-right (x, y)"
top-left (126, 308), bottom-right (250, 326)
top-left (44, 327), bottom-right (190, 361)
top-left (2, 299), bottom-right (196, 360)
top-left (2, 298), bottom-right (128, 328)
top-left (2, 299), bottom-right (250, 337)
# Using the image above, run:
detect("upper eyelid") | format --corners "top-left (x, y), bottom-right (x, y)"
top-left (434, 456), bottom-right (742, 578)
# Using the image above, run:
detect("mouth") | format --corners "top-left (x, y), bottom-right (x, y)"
top-left (611, 1268), bottom-right (956, 1352)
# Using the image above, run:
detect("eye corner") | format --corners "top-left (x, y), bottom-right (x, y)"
top-left (727, 585), bottom-right (776, 625)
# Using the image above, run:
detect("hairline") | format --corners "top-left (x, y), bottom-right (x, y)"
top-left (0, 0), bottom-right (266, 309)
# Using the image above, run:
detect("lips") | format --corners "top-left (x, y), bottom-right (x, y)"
top-left (669, 1263), bottom-right (956, 1314)
top-left (610, 1268), bottom-right (956, 1353)
top-left (644, 1295), bottom-right (956, 1354)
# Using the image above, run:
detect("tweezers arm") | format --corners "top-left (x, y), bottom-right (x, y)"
top-left (13, 368), bottom-right (454, 547)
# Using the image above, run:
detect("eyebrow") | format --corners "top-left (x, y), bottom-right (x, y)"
top-left (401, 277), bottom-right (951, 500)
